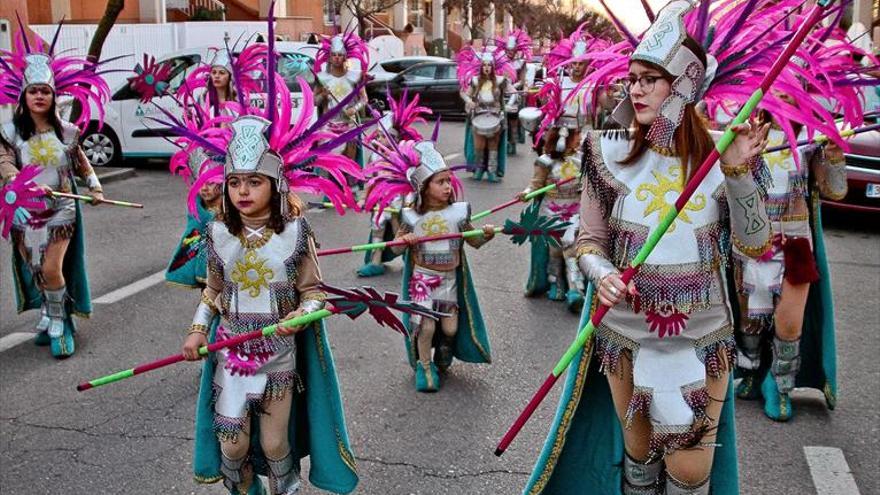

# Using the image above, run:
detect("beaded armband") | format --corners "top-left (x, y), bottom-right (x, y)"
top-left (720, 162), bottom-right (750, 178)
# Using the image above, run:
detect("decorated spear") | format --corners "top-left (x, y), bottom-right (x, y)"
top-left (494, 0), bottom-right (837, 457)
top-left (0, 165), bottom-right (45, 239)
top-left (763, 122), bottom-right (880, 154)
top-left (77, 285), bottom-right (443, 392)
top-left (317, 202), bottom-right (571, 257)
top-left (48, 191), bottom-right (144, 208)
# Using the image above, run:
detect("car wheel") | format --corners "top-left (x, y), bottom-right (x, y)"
top-left (369, 97), bottom-right (387, 111)
top-left (80, 124), bottom-right (121, 167)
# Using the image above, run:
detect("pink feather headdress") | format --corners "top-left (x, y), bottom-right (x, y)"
top-left (533, 78), bottom-right (565, 143)
top-left (315, 28), bottom-right (370, 73)
top-left (495, 29), bottom-right (533, 62)
top-left (456, 45), bottom-right (517, 91)
top-left (578, 0), bottom-right (870, 159)
top-left (0, 17), bottom-right (118, 129)
top-left (367, 89), bottom-right (432, 143)
top-left (544, 23), bottom-right (612, 76)
top-left (176, 43), bottom-right (268, 108)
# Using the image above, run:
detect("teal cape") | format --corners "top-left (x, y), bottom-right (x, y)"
top-left (192, 320), bottom-right (359, 494)
top-left (12, 180), bottom-right (92, 321)
top-left (523, 285), bottom-right (739, 495)
top-left (165, 199), bottom-right (215, 288)
top-left (523, 197), bottom-right (551, 297)
top-left (361, 219), bottom-right (401, 266)
top-left (400, 251), bottom-right (492, 367)
top-left (464, 117), bottom-right (508, 177)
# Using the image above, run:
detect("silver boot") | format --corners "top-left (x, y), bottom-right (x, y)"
top-left (266, 451), bottom-right (302, 495)
top-left (666, 473), bottom-right (710, 495)
top-left (736, 332), bottom-right (763, 371)
top-left (771, 336), bottom-right (801, 394)
top-left (44, 287), bottom-right (67, 339)
top-left (220, 453), bottom-right (252, 494)
top-left (623, 453), bottom-right (664, 494)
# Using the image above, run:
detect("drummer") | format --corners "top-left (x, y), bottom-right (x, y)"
top-left (497, 29), bottom-right (533, 156)
top-left (459, 49), bottom-right (515, 183)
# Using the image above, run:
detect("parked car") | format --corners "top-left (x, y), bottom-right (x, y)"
top-left (366, 61), bottom-right (464, 118)
top-left (368, 55), bottom-right (451, 83)
top-left (73, 42), bottom-right (316, 167)
top-left (823, 129), bottom-right (880, 214)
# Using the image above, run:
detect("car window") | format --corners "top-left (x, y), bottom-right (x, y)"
top-left (403, 65), bottom-right (436, 81)
top-left (381, 61), bottom-right (406, 73)
top-left (113, 54), bottom-right (201, 101)
top-left (435, 65), bottom-right (455, 80)
top-left (278, 53), bottom-right (315, 92)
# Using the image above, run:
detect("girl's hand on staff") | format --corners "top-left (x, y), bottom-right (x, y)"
top-left (39, 185), bottom-right (53, 196)
top-left (89, 191), bottom-right (105, 206)
top-left (598, 273), bottom-right (637, 307)
top-left (182, 333), bottom-right (208, 361)
top-left (400, 233), bottom-right (419, 247)
top-left (481, 224), bottom-right (496, 241)
top-left (721, 120), bottom-right (770, 166)
top-left (277, 309), bottom-right (306, 336)
top-left (824, 140), bottom-right (844, 163)
top-left (515, 191), bottom-right (529, 201)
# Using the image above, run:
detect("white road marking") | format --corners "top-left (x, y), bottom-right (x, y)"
top-left (444, 152), bottom-right (462, 161)
top-left (0, 332), bottom-right (38, 353)
top-left (93, 270), bottom-right (166, 305)
top-left (804, 446), bottom-right (861, 495)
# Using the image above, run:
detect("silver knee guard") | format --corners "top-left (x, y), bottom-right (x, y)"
top-left (623, 453), bottom-right (664, 494)
top-left (771, 336), bottom-right (801, 394)
top-left (666, 473), bottom-right (709, 495)
top-left (488, 150), bottom-right (499, 173)
top-left (36, 302), bottom-right (51, 333)
top-left (220, 453), bottom-right (248, 492)
top-left (266, 451), bottom-right (301, 495)
top-left (736, 333), bottom-right (763, 370)
top-left (44, 287), bottom-right (67, 339)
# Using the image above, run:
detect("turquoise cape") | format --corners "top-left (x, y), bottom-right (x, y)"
top-left (165, 199), bottom-right (215, 288)
top-left (399, 251), bottom-right (492, 367)
top-left (523, 286), bottom-right (739, 495)
top-left (464, 117), bottom-right (508, 177)
top-left (11, 180), bottom-right (92, 320)
top-left (523, 197), bottom-right (551, 297)
top-left (361, 219), bottom-right (401, 266)
top-left (192, 321), bottom-right (359, 494)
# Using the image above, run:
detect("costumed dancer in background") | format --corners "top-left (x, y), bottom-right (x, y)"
top-left (178, 44), bottom-right (267, 117)
top-left (496, 29), bottom-right (532, 156)
top-left (518, 78), bottom-right (586, 313)
top-left (523, 1), bottom-right (848, 493)
top-left (733, 27), bottom-right (878, 421)
top-left (363, 134), bottom-right (495, 393)
top-left (176, 55), bottom-right (363, 491)
top-left (314, 29), bottom-right (369, 166)
top-left (356, 90), bottom-right (432, 277)
top-left (0, 21), bottom-right (112, 358)
top-left (459, 47), bottom-right (516, 182)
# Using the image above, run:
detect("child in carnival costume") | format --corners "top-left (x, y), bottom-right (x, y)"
top-left (363, 134), bottom-right (496, 393)
top-left (0, 19), bottom-right (114, 358)
top-left (524, 1), bottom-right (849, 493)
top-left (732, 22), bottom-right (879, 421)
top-left (458, 46), bottom-right (516, 182)
top-left (517, 78), bottom-right (587, 313)
top-left (314, 28), bottom-right (370, 167)
top-left (172, 26), bottom-right (363, 490)
top-left (495, 28), bottom-right (533, 155)
top-left (357, 90), bottom-right (432, 277)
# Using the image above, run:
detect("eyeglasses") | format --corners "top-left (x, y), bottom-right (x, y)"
top-left (622, 75), bottom-right (662, 94)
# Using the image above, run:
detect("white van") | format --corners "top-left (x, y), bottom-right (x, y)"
top-left (75, 42), bottom-right (319, 167)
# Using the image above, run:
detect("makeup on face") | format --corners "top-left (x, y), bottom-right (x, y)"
top-left (226, 173), bottom-right (272, 216)
top-left (424, 171), bottom-right (453, 205)
top-left (25, 84), bottom-right (53, 114)
top-left (626, 62), bottom-right (671, 125)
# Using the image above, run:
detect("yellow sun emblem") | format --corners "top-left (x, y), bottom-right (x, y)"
top-left (28, 136), bottom-right (60, 168)
top-left (560, 158), bottom-right (579, 180)
top-left (764, 137), bottom-right (793, 172)
top-left (635, 165), bottom-right (706, 232)
top-left (231, 250), bottom-right (274, 298)
top-left (421, 215), bottom-right (450, 236)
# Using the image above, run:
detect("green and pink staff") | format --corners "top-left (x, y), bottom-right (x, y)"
top-left (77, 285), bottom-right (443, 391)
top-left (494, 0), bottom-right (837, 457)
top-left (763, 122), bottom-right (880, 154)
top-left (48, 190), bottom-right (144, 208)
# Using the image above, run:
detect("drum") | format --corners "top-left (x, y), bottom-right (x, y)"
top-left (472, 112), bottom-right (502, 137)
top-left (518, 107), bottom-right (543, 133)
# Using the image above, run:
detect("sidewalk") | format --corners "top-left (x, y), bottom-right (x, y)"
top-left (75, 166), bottom-right (137, 187)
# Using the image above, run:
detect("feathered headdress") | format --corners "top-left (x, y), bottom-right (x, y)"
top-left (315, 28), bottom-right (370, 73)
top-left (166, 96), bottom-right (231, 188)
top-left (176, 43), bottom-right (268, 110)
top-left (544, 23), bottom-right (612, 75)
top-left (495, 29), bottom-right (533, 62)
top-left (367, 89), bottom-right (432, 143)
top-left (456, 45), bottom-right (517, 91)
top-left (0, 16), bottom-right (118, 128)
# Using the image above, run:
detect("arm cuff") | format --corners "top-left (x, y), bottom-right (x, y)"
top-left (578, 253), bottom-right (617, 286)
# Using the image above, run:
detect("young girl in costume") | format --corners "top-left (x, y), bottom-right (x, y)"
top-left (458, 47), bottom-right (515, 182)
top-left (363, 137), bottom-right (496, 392)
top-left (523, 1), bottom-right (848, 493)
top-left (496, 29), bottom-right (532, 156)
top-left (357, 91), bottom-right (431, 277)
top-left (0, 23), bottom-right (112, 358)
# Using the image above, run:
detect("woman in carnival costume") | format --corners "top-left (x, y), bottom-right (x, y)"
top-left (733, 24), bottom-right (879, 421)
top-left (0, 21), bottom-right (113, 358)
top-left (314, 28), bottom-right (370, 166)
top-left (524, 1), bottom-right (849, 493)
top-left (178, 43), bottom-right (268, 116)
top-left (495, 29), bottom-right (533, 156)
top-left (356, 90), bottom-right (432, 277)
top-left (459, 46), bottom-right (516, 182)
top-left (173, 30), bottom-right (363, 490)
top-left (363, 131), bottom-right (496, 393)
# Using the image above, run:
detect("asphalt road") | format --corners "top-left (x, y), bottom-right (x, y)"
top-left (1, 122), bottom-right (877, 494)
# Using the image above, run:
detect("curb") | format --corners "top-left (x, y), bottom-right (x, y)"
top-left (75, 167), bottom-right (136, 187)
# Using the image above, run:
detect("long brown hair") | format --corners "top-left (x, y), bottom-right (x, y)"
top-left (14, 90), bottom-right (65, 141)
top-left (620, 37), bottom-right (713, 182)
top-left (217, 178), bottom-right (304, 236)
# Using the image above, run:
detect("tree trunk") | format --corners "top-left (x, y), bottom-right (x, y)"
top-left (70, 0), bottom-right (126, 124)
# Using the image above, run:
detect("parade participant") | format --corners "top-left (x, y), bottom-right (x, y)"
top-left (521, 0), bottom-right (848, 492)
top-left (496, 29), bottom-right (532, 156)
top-left (733, 27), bottom-right (878, 421)
top-left (0, 22), bottom-right (112, 358)
top-left (363, 137), bottom-right (495, 392)
top-left (179, 45), bottom-right (267, 116)
top-left (178, 70), bottom-right (362, 493)
top-left (518, 78), bottom-right (585, 313)
top-left (314, 29), bottom-right (370, 164)
top-left (458, 47), bottom-right (516, 182)
top-left (357, 90), bottom-right (431, 277)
